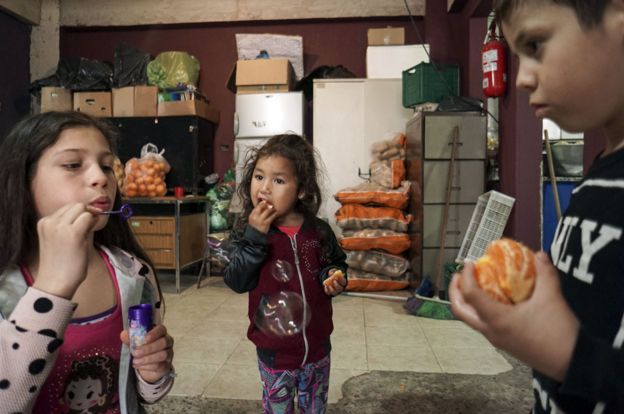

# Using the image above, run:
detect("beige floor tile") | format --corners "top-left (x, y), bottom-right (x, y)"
top-left (219, 292), bottom-right (250, 308)
top-left (204, 304), bottom-right (250, 323)
top-left (422, 326), bottom-right (492, 349)
top-left (434, 346), bottom-right (513, 375)
top-left (364, 307), bottom-right (420, 328)
top-left (330, 340), bottom-right (368, 370)
top-left (225, 339), bottom-right (259, 366)
top-left (328, 368), bottom-right (368, 404)
top-left (333, 306), bottom-right (364, 327)
top-left (331, 323), bottom-right (366, 344)
top-left (203, 363), bottom-right (263, 400)
top-left (169, 362), bottom-right (220, 396)
top-left (365, 324), bottom-right (427, 346)
top-left (415, 316), bottom-right (471, 329)
top-left (189, 318), bottom-right (249, 340)
top-left (163, 316), bottom-right (196, 340)
top-left (333, 294), bottom-right (364, 308)
top-left (367, 344), bottom-right (442, 372)
top-left (173, 336), bottom-right (240, 364)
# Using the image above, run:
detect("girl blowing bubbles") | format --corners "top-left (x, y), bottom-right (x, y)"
top-left (0, 111), bottom-right (174, 413)
top-left (224, 134), bottom-right (347, 413)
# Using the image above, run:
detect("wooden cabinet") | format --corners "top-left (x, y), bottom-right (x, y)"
top-left (405, 112), bottom-right (486, 280)
top-left (125, 197), bottom-right (209, 293)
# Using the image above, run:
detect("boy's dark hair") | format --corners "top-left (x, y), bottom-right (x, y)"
top-left (494, 0), bottom-right (611, 28)
top-left (0, 111), bottom-right (162, 301)
top-left (236, 134), bottom-right (322, 230)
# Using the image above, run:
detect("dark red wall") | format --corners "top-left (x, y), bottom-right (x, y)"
top-left (60, 1), bottom-right (602, 249)
top-left (0, 10), bottom-right (31, 140)
top-left (60, 17), bottom-right (425, 177)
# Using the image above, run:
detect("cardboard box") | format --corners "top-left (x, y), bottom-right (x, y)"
top-left (367, 44), bottom-right (430, 79)
top-left (235, 33), bottom-right (304, 80)
top-left (368, 27), bottom-right (405, 46)
top-left (73, 92), bottom-right (112, 117)
top-left (226, 59), bottom-right (295, 94)
top-left (112, 86), bottom-right (158, 117)
top-left (41, 87), bottom-right (72, 112)
top-left (157, 99), bottom-right (220, 124)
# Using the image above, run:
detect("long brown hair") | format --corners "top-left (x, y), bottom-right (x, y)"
top-left (233, 134), bottom-right (337, 258)
top-left (235, 134), bottom-right (323, 231)
top-left (0, 111), bottom-right (163, 302)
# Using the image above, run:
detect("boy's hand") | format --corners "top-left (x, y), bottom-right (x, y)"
top-left (34, 203), bottom-right (100, 299)
top-left (121, 324), bottom-right (175, 384)
top-left (248, 200), bottom-right (278, 234)
top-left (449, 252), bottom-right (579, 382)
top-left (323, 269), bottom-right (347, 296)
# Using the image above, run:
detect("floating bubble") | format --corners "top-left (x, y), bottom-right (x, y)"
top-left (255, 291), bottom-right (311, 338)
top-left (271, 259), bottom-right (293, 283)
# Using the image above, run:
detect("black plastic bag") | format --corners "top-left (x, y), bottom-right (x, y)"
top-left (30, 56), bottom-right (113, 92)
top-left (295, 65), bottom-right (356, 100)
top-left (113, 43), bottom-right (151, 87)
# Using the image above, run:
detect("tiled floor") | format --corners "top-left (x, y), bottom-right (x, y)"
top-left (158, 271), bottom-right (512, 405)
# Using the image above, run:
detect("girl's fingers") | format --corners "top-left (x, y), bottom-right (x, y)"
top-left (133, 348), bottom-right (173, 367)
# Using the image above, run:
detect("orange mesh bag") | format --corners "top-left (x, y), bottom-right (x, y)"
top-left (370, 159), bottom-right (405, 189)
top-left (122, 143), bottom-right (171, 198)
top-left (335, 181), bottom-right (411, 209)
top-left (335, 204), bottom-right (412, 232)
top-left (473, 238), bottom-right (536, 304)
top-left (345, 268), bottom-right (410, 292)
top-left (340, 229), bottom-right (411, 255)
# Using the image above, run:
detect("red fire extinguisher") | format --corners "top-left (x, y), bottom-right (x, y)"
top-left (482, 20), bottom-right (507, 98)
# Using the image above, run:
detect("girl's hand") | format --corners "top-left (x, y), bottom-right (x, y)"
top-left (449, 252), bottom-right (579, 382)
top-left (248, 200), bottom-right (278, 234)
top-left (121, 324), bottom-right (174, 384)
top-left (33, 203), bottom-right (101, 299)
top-left (323, 268), bottom-right (347, 296)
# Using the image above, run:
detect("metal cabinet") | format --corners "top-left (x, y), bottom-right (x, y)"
top-left (405, 112), bottom-right (486, 279)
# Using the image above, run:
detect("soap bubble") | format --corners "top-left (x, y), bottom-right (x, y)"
top-left (255, 291), bottom-right (311, 338)
top-left (271, 259), bottom-right (293, 283)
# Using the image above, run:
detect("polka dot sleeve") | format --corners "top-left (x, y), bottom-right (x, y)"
top-left (0, 287), bottom-right (75, 412)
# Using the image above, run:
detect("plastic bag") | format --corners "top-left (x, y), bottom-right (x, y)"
top-left (122, 143), bottom-right (171, 198)
top-left (30, 57), bottom-right (113, 92)
top-left (147, 52), bottom-right (200, 89)
top-left (113, 43), bottom-right (151, 87)
top-left (206, 182), bottom-right (235, 231)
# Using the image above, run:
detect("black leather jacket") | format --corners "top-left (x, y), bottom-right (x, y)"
top-left (224, 215), bottom-right (347, 369)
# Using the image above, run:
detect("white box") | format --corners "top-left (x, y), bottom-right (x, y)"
top-left (366, 44), bottom-right (430, 79)
top-left (233, 137), bottom-right (270, 184)
top-left (234, 91), bottom-right (304, 138)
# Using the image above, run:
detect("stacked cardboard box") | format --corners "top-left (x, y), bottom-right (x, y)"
top-left (226, 58), bottom-right (296, 94)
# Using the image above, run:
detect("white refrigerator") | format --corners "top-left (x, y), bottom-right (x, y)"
top-left (313, 79), bottom-right (413, 233)
top-left (233, 92), bottom-right (305, 184)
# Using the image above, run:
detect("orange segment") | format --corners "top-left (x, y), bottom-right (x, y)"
top-left (474, 256), bottom-right (512, 304)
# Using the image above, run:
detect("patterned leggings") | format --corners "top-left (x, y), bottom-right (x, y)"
top-left (258, 355), bottom-right (331, 414)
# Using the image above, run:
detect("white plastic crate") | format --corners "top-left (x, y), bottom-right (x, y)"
top-left (456, 190), bottom-right (515, 262)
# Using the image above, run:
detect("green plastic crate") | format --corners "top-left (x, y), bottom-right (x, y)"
top-left (402, 62), bottom-right (460, 108)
